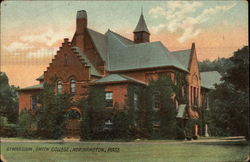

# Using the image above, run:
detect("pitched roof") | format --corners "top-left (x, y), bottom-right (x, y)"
top-left (36, 74), bottom-right (44, 81)
top-left (71, 46), bottom-right (102, 77)
top-left (19, 83), bottom-right (44, 91)
top-left (200, 71), bottom-right (222, 89)
top-left (107, 30), bottom-right (134, 45)
top-left (171, 49), bottom-right (191, 69)
top-left (95, 74), bottom-right (146, 85)
top-left (87, 28), bottom-right (107, 62)
top-left (105, 31), bottom-right (188, 72)
top-left (133, 14), bottom-right (150, 34)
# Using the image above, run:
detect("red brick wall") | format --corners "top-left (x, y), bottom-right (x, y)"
top-left (44, 39), bottom-right (91, 97)
top-left (18, 90), bottom-right (41, 112)
top-left (187, 44), bottom-right (201, 108)
top-left (104, 84), bottom-right (128, 109)
top-left (114, 68), bottom-right (176, 84)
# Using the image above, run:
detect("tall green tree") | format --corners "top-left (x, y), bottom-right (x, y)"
top-left (0, 72), bottom-right (18, 123)
top-left (208, 46), bottom-right (249, 138)
top-left (36, 81), bottom-right (72, 139)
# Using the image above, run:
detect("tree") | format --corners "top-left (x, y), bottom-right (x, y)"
top-left (36, 81), bottom-right (72, 139)
top-left (17, 109), bottom-right (34, 137)
top-left (223, 46), bottom-right (249, 92)
top-left (198, 57), bottom-right (233, 75)
top-left (0, 72), bottom-right (18, 123)
top-left (208, 46), bottom-right (249, 139)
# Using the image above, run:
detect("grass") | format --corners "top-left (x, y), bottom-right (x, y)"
top-left (1, 138), bottom-right (249, 162)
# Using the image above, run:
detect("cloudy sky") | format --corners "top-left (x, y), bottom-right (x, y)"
top-left (1, 1), bottom-right (248, 88)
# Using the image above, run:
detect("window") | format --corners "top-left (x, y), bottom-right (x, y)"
top-left (104, 119), bottom-right (113, 130)
top-left (70, 79), bottom-right (76, 93)
top-left (57, 80), bottom-right (62, 94)
top-left (134, 93), bottom-right (139, 111)
top-left (153, 120), bottom-right (160, 129)
top-left (105, 92), bottom-right (113, 107)
top-left (153, 91), bottom-right (160, 111)
top-left (30, 96), bottom-right (37, 109)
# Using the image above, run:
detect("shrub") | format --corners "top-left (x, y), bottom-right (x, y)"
top-left (0, 116), bottom-right (17, 137)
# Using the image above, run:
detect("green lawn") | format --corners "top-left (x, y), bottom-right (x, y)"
top-left (1, 139), bottom-right (248, 162)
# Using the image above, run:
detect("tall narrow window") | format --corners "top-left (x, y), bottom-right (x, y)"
top-left (105, 92), bottom-right (113, 107)
top-left (134, 93), bottom-right (139, 111)
top-left (30, 96), bottom-right (37, 109)
top-left (153, 91), bottom-right (160, 111)
top-left (57, 80), bottom-right (62, 94)
top-left (70, 79), bottom-right (76, 93)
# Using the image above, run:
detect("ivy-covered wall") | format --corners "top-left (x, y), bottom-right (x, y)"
top-left (79, 71), bottom-right (199, 140)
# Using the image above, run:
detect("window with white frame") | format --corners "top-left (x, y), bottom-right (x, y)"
top-left (57, 80), bottom-right (62, 94)
top-left (105, 92), bottom-right (113, 107)
top-left (70, 79), bottom-right (76, 93)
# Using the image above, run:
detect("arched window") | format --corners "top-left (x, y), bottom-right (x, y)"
top-left (57, 80), bottom-right (62, 94)
top-left (70, 79), bottom-right (76, 93)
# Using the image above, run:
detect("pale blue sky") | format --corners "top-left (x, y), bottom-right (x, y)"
top-left (1, 1), bottom-right (248, 33)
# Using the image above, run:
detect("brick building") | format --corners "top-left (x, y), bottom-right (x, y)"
top-left (18, 10), bottom-right (219, 137)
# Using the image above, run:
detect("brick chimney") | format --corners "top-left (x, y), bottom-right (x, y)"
top-left (76, 10), bottom-right (87, 50)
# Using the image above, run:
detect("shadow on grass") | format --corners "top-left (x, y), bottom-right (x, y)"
top-left (190, 140), bottom-right (248, 146)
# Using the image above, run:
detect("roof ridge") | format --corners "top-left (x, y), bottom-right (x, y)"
top-left (108, 30), bottom-right (134, 43)
top-left (120, 74), bottom-right (146, 85)
top-left (87, 28), bottom-right (105, 36)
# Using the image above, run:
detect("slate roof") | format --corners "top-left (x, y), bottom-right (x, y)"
top-left (105, 30), bottom-right (188, 72)
top-left (171, 49), bottom-right (192, 70)
top-left (84, 13), bottom-right (192, 73)
top-left (95, 74), bottom-right (146, 85)
top-left (71, 46), bottom-right (102, 77)
top-left (20, 83), bottom-right (44, 91)
top-left (87, 28), bottom-right (107, 61)
top-left (200, 71), bottom-right (222, 89)
top-left (133, 14), bottom-right (150, 34)
top-left (36, 74), bottom-right (44, 81)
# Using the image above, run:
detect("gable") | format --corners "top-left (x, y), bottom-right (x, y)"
top-left (188, 44), bottom-right (200, 81)
top-left (171, 49), bottom-right (191, 70)
top-left (44, 39), bottom-right (91, 82)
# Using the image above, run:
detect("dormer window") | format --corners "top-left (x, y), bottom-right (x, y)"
top-left (70, 79), bottom-right (76, 93)
top-left (57, 80), bottom-right (62, 94)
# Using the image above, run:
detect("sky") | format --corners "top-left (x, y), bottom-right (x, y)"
top-left (0, 1), bottom-right (248, 88)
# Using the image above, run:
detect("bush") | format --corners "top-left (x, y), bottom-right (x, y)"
top-left (17, 109), bottom-right (35, 138)
top-left (0, 116), bottom-right (17, 137)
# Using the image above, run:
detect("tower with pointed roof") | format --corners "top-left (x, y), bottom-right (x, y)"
top-left (133, 10), bottom-right (150, 43)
